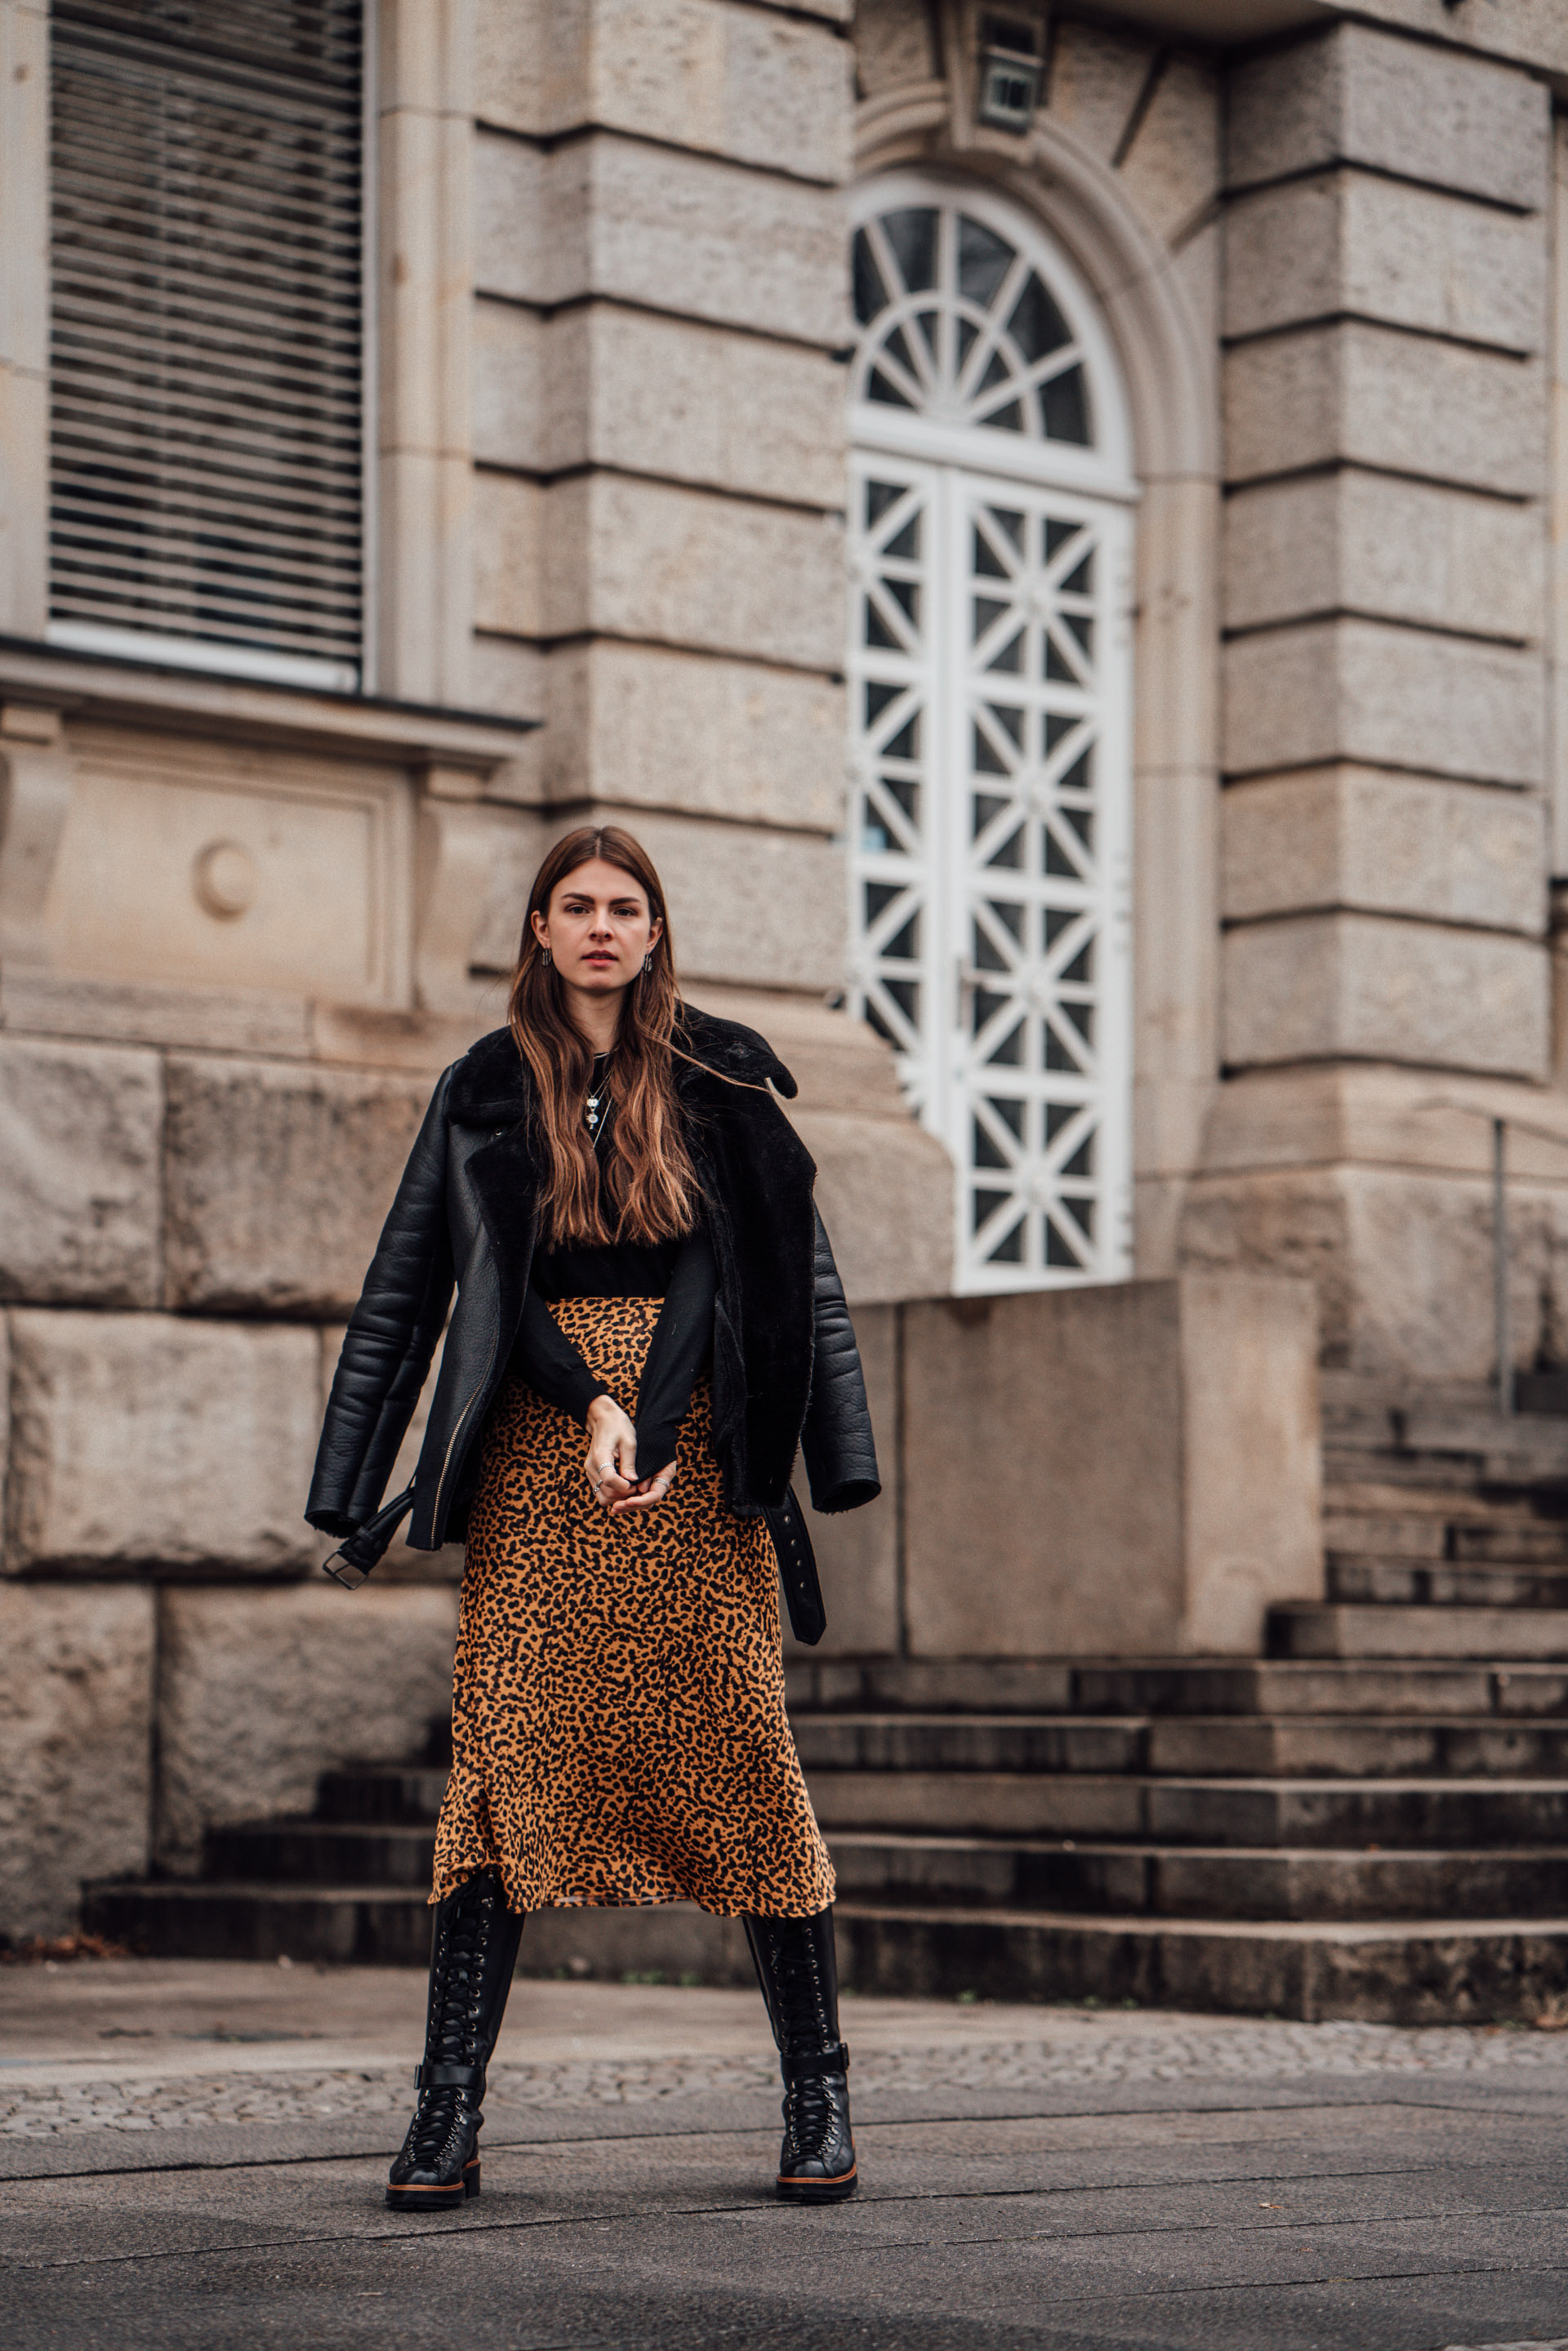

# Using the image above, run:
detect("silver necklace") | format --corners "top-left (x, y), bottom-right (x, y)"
top-left (586, 1057), bottom-right (610, 1142)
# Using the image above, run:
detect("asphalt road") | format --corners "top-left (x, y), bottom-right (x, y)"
top-left (3, 1963), bottom-right (1566, 2349)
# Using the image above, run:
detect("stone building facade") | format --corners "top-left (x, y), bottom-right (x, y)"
top-left (0, 0), bottom-right (1565, 1937)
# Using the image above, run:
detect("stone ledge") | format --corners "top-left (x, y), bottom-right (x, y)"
top-left (0, 972), bottom-right (491, 1075)
top-left (0, 640), bottom-right (538, 764)
top-left (0, 971), bottom-right (315, 1058)
top-left (900, 1278), bottom-right (1321, 1659)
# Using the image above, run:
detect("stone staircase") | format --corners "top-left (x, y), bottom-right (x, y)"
top-left (85, 1387), bottom-right (1568, 2024)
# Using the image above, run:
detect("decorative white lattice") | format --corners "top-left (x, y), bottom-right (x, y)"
top-left (852, 200), bottom-right (1093, 447)
top-left (848, 183), bottom-right (1134, 1292)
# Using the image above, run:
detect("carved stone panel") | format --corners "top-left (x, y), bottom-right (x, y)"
top-left (40, 724), bottom-right (414, 1005)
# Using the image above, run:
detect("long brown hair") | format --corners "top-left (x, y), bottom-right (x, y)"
top-left (507, 826), bottom-right (700, 1247)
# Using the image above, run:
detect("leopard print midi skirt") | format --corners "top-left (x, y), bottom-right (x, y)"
top-left (430, 1293), bottom-right (835, 1921)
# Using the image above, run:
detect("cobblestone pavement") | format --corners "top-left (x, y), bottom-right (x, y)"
top-left (8, 2012), bottom-right (1568, 2135)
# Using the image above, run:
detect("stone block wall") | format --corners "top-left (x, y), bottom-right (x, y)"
top-left (0, 1013), bottom-right (472, 1936)
top-left (1179, 16), bottom-right (1568, 1390)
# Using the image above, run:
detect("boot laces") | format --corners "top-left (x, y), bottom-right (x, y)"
top-left (784, 2073), bottom-right (836, 2159)
top-left (429, 1885), bottom-right (494, 2066)
top-left (768, 1926), bottom-right (830, 2048)
top-left (407, 2087), bottom-right (472, 2166)
top-left (408, 1883), bottom-right (496, 2160)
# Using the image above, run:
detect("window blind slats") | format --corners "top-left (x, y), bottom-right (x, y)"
top-left (49, 0), bottom-right (365, 678)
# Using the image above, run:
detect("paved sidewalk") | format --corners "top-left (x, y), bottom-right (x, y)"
top-left (3, 1961), bottom-right (1566, 2349)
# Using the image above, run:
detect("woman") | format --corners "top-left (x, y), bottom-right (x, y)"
top-left (306, 825), bottom-right (880, 2213)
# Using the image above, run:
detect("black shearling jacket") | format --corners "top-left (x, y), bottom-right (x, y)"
top-left (305, 1009), bottom-right (880, 1612)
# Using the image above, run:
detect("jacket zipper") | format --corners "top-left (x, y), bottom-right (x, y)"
top-left (432, 1337), bottom-right (497, 1534)
top-left (431, 1141), bottom-right (534, 1532)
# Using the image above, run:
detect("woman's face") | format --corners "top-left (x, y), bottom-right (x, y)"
top-left (532, 857), bottom-right (663, 1001)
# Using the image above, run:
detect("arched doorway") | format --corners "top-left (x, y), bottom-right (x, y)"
top-left (847, 176), bottom-right (1136, 1292)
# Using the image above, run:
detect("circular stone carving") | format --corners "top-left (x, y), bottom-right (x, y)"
top-left (193, 839), bottom-right (258, 921)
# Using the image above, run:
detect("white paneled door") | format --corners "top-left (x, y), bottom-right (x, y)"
top-left (849, 454), bottom-right (1133, 1291)
top-left (848, 181), bottom-right (1134, 1293)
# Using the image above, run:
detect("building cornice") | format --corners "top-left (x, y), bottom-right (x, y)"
top-left (0, 636), bottom-right (538, 775)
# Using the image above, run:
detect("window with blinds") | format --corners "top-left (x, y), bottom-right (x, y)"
top-left (48, 0), bottom-right (367, 691)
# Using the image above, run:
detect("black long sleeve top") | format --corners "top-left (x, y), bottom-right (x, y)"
top-left (507, 1063), bottom-right (717, 1472)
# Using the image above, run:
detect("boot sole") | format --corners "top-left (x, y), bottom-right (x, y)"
top-left (776, 2163), bottom-right (857, 2204)
top-left (385, 2159), bottom-right (480, 2211)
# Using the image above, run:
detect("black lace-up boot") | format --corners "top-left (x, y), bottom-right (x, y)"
top-left (385, 1872), bottom-right (525, 2211)
top-left (744, 1905), bottom-right (857, 2203)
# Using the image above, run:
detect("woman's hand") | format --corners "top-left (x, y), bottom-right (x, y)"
top-left (584, 1394), bottom-right (637, 1507)
top-left (610, 1461), bottom-right (678, 1515)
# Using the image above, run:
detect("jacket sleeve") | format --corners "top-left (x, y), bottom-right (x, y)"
top-left (635, 1222), bottom-right (718, 1472)
top-left (799, 1208), bottom-right (880, 1515)
top-left (305, 1066), bottom-right (458, 1536)
top-left (514, 1284), bottom-right (607, 1427)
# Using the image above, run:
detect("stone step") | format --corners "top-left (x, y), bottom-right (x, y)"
top-left (1324, 1520), bottom-right (1568, 1570)
top-left (84, 1881), bottom-right (439, 1968)
top-left (207, 1819), bottom-right (437, 1886)
top-left (1322, 1449), bottom-right (1499, 1494)
top-left (1452, 1520), bottom-right (1568, 1563)
top-left (795, 1710), bottom-right (1568, 1778)
top-left (78, 1879), bottom-right (1568, 2025)
top-left (826, 1832), bottom-right (1568, 1921)
top-left (833, 1905), bottom-right (1568, 2027)
top-left (793, 1714), bottom-right (1152, 1774)
top-left (201, 1818), bottom-right (1568, 1920)
top-left (1146, 1715), bottom-right (1568, 1778)
top-left (1396, 1409), bottom-right (1568, 1475)
top-left (1321, 1439), bottom-right (1568, 1489)
top-left (316, 1766), bottom-right (448, 1824)
top-left (1325, 1481), bottom-right (1549, 1524)
top-left (1268, 1605), bottom-right (1568, 1660)
top-left (1325, 1556), bottom-right (1568, 1609)
top-left (785, 1657), bottom-right (1568, 1719)
top-left (1335, 1402), bottom-right (1568, 1465)
top-left (80, 1881), bottom-right (756, 1983)
top-left (89, 1833), bottom-right (1568, 1951)
top-left (807, 1770), bottom-right (1568, 1847)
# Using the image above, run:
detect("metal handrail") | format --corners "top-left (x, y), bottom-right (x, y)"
top-left (1414, 1100), bottom-right (1568, 1416)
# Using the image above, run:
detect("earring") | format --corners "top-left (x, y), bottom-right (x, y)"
top-left (542, 946), bottom-right (552, 967)
top-left (643, 955), bottom-right (653, 975)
